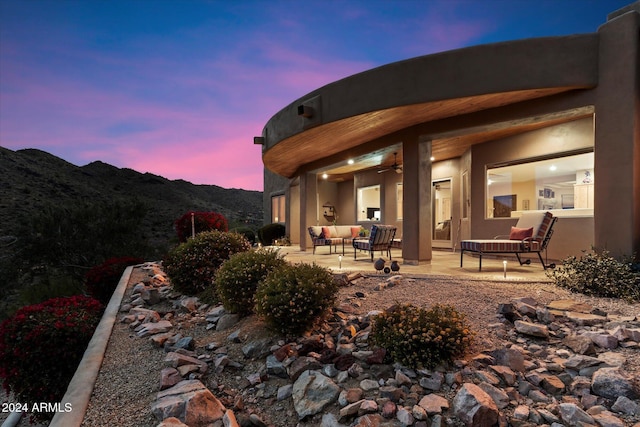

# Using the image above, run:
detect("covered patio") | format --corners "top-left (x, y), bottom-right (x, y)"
top-left (275, 246), bottom-right (551, 282)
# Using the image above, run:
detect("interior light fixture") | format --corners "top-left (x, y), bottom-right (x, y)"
top-left (549, 165), bottom-right (557, 171)
top-left (348, 159), bottom-right (354, 165)
top-left (487, 179), bottom-right (493, 186)
top-left (322, 173), bottom-right (328, 179)
top-left (430, 156), bottom-right (435, 161)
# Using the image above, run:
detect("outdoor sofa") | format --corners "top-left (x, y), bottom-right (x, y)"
top-left (308, 225), bottom-right (362, 255)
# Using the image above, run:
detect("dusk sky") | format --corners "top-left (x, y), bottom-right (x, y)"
top-left (0, 0), bottom-right (630, 191)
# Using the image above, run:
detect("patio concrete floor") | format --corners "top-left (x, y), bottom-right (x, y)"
top-left (275, 245), bottom-right (554, 282)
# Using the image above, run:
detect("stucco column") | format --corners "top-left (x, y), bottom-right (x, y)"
top-left (298, 172), bottom-right (318, 251)
top-left (594, 9), bottom-right (640, 259)
top-left (402, 135), bottom-right (432, 264)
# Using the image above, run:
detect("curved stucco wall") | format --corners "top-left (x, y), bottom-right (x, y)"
top-left (262, 33), bottom-right (599, 167)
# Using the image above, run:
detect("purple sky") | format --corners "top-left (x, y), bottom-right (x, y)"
top-left (0, 0), bottom-right (630, 191)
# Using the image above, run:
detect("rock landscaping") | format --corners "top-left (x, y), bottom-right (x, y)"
top-left (83, 262), bottom-right (640, 427)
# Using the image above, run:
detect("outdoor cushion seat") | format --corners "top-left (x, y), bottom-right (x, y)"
top-left (353, 224), bottom-right (397, 261)
top-left (460, 211), bottom-right (557, 271)
top-left (308, 225), bottom-right (361, 255)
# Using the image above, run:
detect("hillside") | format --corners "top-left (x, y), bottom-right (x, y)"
top-left (0, 146), bottom-right (264, 250)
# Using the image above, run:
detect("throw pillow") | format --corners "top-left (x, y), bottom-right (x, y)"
top-left (509, 226), bottom-right (533, 240)
top-left (351, 227), bottom-right (360, 238)
top-left (322, 226), bottom-right (332, 238)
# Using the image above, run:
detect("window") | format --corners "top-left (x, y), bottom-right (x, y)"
top-left (486, 151), bottom-right (593, 218)
top-left (357, 185), bottom-right (380, 221)
top-left (271, 194), bottom-right (285, 223)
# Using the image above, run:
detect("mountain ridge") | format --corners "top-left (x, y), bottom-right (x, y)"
top-left (0, 146), bottom-right (264, 246)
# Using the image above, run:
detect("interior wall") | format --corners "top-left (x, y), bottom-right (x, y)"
top-left (470, 117), bottom-right (594, 260)
top-left (289, 182), bottom-right (300, 245)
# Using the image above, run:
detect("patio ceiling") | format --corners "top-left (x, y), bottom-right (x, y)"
top-left (263, 87), bottom-right (593, 180)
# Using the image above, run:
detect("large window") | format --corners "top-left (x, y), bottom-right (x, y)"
top-left (357, 185), bottom-right (380, 221)
top-left (271, 194), bottom-right (286, 223)
top-left (486, 151), bottom-right (593, 218)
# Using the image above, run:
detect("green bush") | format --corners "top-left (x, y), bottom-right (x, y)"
top-left (255, 263), bottom-right (338, 335)
top-left (85, 256), bottom-right (144, 305)
top-left (163, 230), bottom-right (251, 295)
top-left (370, 303), bottom-right (474, 369)
top-left (257, 223), bottom-right (286, 246)
top-left (231, 226), bottom-right (257, 245)
top-left (547, 249), bottom-right (640, 302)
top-left (216, 249), bottom-right (287, 317)
top-left (0, 296), bottom-right (103, 422)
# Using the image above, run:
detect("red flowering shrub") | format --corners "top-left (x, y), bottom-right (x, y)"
top-left (0, 296), bottom-right (103, 422)
top-left (163, 230), bottom-right (251, 296)
top-left (175, 211), bottom-right (228, 242)
top-left (85, 256), bottom-right (144, 305)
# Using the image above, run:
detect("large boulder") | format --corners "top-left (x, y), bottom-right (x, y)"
top-left (292, 370), bottom-right (340, 419)
top-left (151, 380), bottom-right (225, 427)
top-left (452, 383), bottom-right (499, 427)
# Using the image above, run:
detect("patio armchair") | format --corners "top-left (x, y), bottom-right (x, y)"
top-left (460, 211), bottom-right (557, 271)
top-left (353, 224), bottom-right (397, 261)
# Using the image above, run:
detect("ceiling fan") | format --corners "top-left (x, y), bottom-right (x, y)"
top-left (378, 152), bottom-right (403, 174)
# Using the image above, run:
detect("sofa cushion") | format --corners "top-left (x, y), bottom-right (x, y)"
top-left (322, 226), bottom-right (332, 238)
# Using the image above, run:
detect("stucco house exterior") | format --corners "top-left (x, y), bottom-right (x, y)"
top-left (257, 1), bottom-right (639, 265)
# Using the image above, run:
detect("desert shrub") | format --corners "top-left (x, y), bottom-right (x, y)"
top-left (216, 249), bottom-right (287, 316)
top-left (163, 230), bottom-right (251, 295)
top-left (85, 256), bottom-right (144, 305)
top-left (0, 296), bottom-right (103, 422)
top-left (175, 211), bottom-right (228, 242)
top-left (255, 263), bottom-right (338, 335)
top-left (231, 226), bottom-right (256, 245)
top-left (547, 249), bottom-right (640, 302)
top-left (257, 223), bottom-right (286, 246)
top-left (370, 303), bottom-right (474, 369)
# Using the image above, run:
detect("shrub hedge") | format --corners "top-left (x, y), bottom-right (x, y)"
top-left (174, 211), bottom-right (228, 242)
top-left (370, 303), bottom-right (474, 369)
top-left (255, 263), bottom-right (338, 335)
top-left (85, 256), bottom-right (144, 305)
top-left (163, 230), bottom-right (251, 295)
top-left (0, 296), bottom-right (103, 422)
top-left (547, 249), bottom-right (640, 302)
top-left (216, 249), bottom-right (287, 316)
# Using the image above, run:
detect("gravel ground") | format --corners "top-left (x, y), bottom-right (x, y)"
top-left (3, 267), bottom-right (639, 426)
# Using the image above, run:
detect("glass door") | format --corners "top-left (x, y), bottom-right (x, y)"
top-left (432, 179), bottom-right (452, 245)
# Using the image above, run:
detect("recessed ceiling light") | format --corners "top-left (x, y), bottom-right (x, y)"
top-left (322, 173), bottom-right (328, 179)
top-left (550, 165), bottom-right (557, 171)
top-left (347, 159), bottom-right (354, 165)
top-left (430, 156), bottom-right (435, 161)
